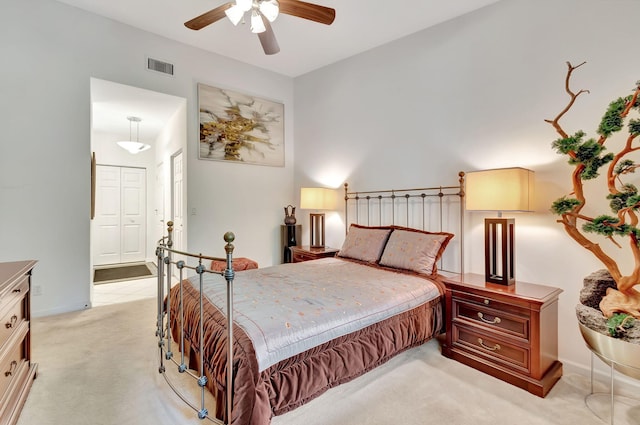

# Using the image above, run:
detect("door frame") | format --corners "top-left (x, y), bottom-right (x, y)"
top-left (170, 149), bottom-right (186, 254)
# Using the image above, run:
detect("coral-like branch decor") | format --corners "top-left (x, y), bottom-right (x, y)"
top-left (547, 61), bottom-right (640, 319)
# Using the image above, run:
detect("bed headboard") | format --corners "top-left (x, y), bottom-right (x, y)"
top-left (344, 171), bottom-right (465, 274)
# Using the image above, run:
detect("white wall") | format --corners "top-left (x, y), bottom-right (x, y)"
top-left (294, 0), bottom-right (640, 379)
top-left (0, 0), bottom-right (294, 317)
top-left (154, 102), bottom-right (188, 258)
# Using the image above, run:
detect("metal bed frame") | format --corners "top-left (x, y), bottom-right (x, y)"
top-left (155, 172), bottom-right (466, 424)
top-left (156, 223), bottom-right (236, 424)
top-left (343, 171), bottom-right (466, 274)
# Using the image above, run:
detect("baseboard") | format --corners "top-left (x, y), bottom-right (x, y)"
top-left (32, 301), bottom-right (91, 319)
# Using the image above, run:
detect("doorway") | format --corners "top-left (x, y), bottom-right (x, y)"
top-left (89, 78), bottom-right (187, 307)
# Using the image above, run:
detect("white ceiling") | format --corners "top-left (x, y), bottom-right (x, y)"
top-left (57, 0), bottom-right (501, 77)
top-left (91, 78), bottom-right (185, 142)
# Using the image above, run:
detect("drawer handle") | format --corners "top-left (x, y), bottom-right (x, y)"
top-left (12, 288), bottom-right (21, 293)
top-left (478, 338), bottom-right (501, 352)
top-left (5, 315), bottom-right (18, 329)
top-left (477, 312), bottom-right (501, 324)
top-left (5, 360), bottom-right (17, 377)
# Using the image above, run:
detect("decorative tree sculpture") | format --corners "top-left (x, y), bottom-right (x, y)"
top-left (547, 61), bottom-right (640, 319)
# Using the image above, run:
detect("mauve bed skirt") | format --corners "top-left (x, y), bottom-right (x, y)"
top-left (169, 280), bottom-right (443, 425)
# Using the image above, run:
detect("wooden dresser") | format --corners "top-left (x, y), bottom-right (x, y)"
top-left (0, 261), bottom-right (37, 425)
top-left (441, 273), bottom-right (563, 397)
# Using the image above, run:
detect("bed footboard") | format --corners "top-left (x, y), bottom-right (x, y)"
top-left (156, 221), bottom-right (236, 424)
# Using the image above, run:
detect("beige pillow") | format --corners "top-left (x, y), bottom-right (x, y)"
top-left (337, 224), bottom-right (393, 263)
top-left (379, 227), bottom-right (453, 276)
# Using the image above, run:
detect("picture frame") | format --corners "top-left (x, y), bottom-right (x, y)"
top-left (197, 83), bottom-right (284, 167)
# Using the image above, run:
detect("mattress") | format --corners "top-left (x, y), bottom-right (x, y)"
top-left (168, 257), bottom-right (444, 425)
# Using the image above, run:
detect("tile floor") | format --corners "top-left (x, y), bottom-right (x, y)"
top-left (92, 276), bottom-right (158, 307)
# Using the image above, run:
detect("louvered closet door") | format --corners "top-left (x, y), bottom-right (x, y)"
top-left (94, 166), bottom-right (146, 266)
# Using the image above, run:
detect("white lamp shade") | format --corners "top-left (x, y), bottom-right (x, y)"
top-left (465, 167), bottom-right (535, 212)
top-left (250, 10), bottom-right (266, 33)
top-left (300, 187), bottom-right (337, 210)
top-left (259, 0), bottom-right (279, 22)
top-left (225, 4), bottom-right (244, 25)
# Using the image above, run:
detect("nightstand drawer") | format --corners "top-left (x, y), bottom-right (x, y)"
top-left (452, 324), bottom-right (530, 374)
top-left (452, 294), bottom-right (530, 340)
top-left (292, 252), bottom-right (316, 262)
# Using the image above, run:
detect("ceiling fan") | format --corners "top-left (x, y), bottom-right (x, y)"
top-left (184, 0), bottom-right (336, 55)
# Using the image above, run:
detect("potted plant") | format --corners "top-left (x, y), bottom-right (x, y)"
top-left (547, 61), bottom-right (640, 378)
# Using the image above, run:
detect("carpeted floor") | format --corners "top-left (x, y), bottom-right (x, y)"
top-left (16, 298), bottom-right (640, 425)
top-left (94, 263), bottom-right (155, 284)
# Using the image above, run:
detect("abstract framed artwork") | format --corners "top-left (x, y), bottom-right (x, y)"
top-left (198, 83), bottom-right (284, 167)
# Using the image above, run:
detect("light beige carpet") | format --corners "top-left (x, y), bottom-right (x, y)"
top-left (17, 298), bottom-right (639, 425)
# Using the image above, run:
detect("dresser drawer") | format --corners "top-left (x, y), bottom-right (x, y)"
top-left (0, 338), bottom-right (27, 403)
top-left (452, 323), bottom-right (530, 374)
top-left (0, 302), bottom-right (25, 354)
top-left (0, 276), bottom-right (29, 317)
top-left (452, 294), bottom-right (530, 340)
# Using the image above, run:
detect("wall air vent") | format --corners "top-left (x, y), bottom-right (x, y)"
top-left (147, 57), bottom-right (174, 76)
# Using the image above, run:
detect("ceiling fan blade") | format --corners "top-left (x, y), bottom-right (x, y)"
top-left (185, 2), bottom-right (234, 30)
top-left (278, 0), bottom-right (336, 25)
top-left (258, 18), bottom-right (280, 55)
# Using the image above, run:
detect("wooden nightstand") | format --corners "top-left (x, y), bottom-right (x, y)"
top-left (440, 273), bottom-right (563, 397)
top-left (289, 246), bottom-right (339, 263)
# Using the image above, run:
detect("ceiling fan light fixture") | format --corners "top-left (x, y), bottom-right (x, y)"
top-left (116, 116), bottom-right (151, 154)
top-left (225, 4), bottom-right (244, 26)
top-left (250, 10), bottom-right (266, 33)
top-left (259, 0), bottom-right (279, 22)
top-left (236, 0), bottom-right (253, 12)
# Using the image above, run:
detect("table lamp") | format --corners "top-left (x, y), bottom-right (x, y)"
top-left (300, 187), bottom-right (336, 248)
top-left (465, 167), bottom-right (535, 285)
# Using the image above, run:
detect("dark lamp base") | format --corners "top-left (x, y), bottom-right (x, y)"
top-left (484, 217), bottom-right (515, 286)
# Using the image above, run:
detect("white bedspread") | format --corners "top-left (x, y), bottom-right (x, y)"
top-left (188, 257), bottom-right (441, 372)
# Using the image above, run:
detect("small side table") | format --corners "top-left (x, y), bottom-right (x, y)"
top-left (440, 272), bottom-right (563, 397)
top-left (289, 246), bottom-right (339, 263)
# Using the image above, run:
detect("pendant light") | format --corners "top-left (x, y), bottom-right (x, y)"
top-left (117, 116), bottom-right (151, 154)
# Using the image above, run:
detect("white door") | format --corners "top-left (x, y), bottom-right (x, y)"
top-left (94, 166), bottom-right (146, 265)
top-left (94, 166), bottom-right (121, 265)
top-left (171, 151), bottom-right (185, 253)
top-left (120, 168), bottom-right (146, 263)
